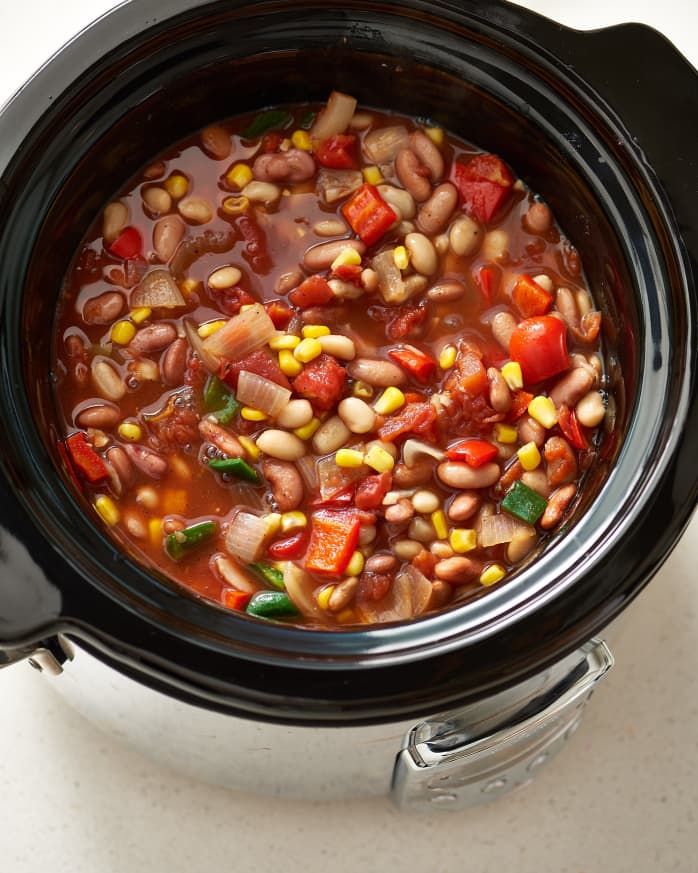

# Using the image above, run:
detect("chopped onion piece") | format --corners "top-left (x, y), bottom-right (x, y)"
top-left (224, 511), bottom-right (266, 564)
top-left (131, 269), bottom-right (186, 309)
top-left (237, 370), bottom-right (291, 418)
top-left (297, 455), bottom-right (319, 491)
top-left (317, 454), bottom-right (364, 499)
top-left (362, 125), bottom-right (410, 164)
top-left (311, 90), bottom-right (357, 141)
top-left (479, 514), bottom-right (535, 548)
top-left (283, 563), bottom-right (325, 620)
top-left (317, 168), bottom-right (363, 204)
top-left (372, 250), bottom-right (406, 304)
top-left (202, 304), bottom-right (276, 364)
top-left (402, 438), bottom-right (445, 467)
top-left (183, 318), bottom-right (219, 372)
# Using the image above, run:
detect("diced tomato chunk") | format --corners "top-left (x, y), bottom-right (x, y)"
top-left (507, 390), bottom-right (535, 422)
top-left (558, 404), bottom-right (590, 450)
top-left (444, 346), bottom-right (488, 396)
top-left (305, 511), bottom-right (360, 576)
top-left (512, 274), bottom-right (553, 318)
top-left (261, 132), bottom-right (282, 153)
top-left (331, 263), bottom-right (363, 282)
top-left (355, 472), bottom-right (392, 510)
top-left (64, 432), bottom-right (110, 484)
top-left (289, 275), bottom-right (334, 308)
top-left (211, 286), bottom-right (256, 317)
top-left (221, 349), bottom-right (292, 390)
top-left (109, 226), bottom-right (142, 260)
top-left (378, 402), bottom-right (438, 443)
top-left (412, 549), bottom-right (437, 578)
top-left (267, 529), bottom-right (309, 560)
top-left (452, 154), bottom-right (514, 223)
top-left (509, 316), bottom-right (569, 385)
top-left (342, 184), bottom-right (398, 246)
top-left (235, 214), bottom-right (271, 273)
top-left (476, 265), bottom-right (499, 307)
top-left (311, 485), bottom-right (356, 508)
top-left (264, 300), bottom-right (292, 329)
top-left (388, 346), bottom-right (437, 384)
top-left (221, 589), bottom-right (252, 611)
top-left (386, 305), bottom-right (428, 341)
top-left (314, 134), bottom-right (358, 169)
top-left (446, 439), bottom-right (498, 467)
top-left (292, 353), bottom-right (346, 411)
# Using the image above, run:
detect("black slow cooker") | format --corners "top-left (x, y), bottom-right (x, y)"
top-left (0, 0), bottom-right (695, 806)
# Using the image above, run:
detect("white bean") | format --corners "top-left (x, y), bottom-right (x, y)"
top-left (437, 460), bottom-right (500, 489)
top-left (303, 239), bottom-right (365, 271)
top-left (481, 229), bottom-right (509, 261)
top-left (393, 539), bottom-right (423, 560)
top-left (318, 335), bottom-right (356, 360)
top-left (411, 490), bottom-right (440, 514)
top-left (153, 215), bottom-right (185, 262)
top-left (575, 390), bottom-right (606, 427)
top-left (449, 216), bottom-right (481, 256)
top-left (209, 266), bottom-right (242, 289)
top-left (103, 201), bottom-right (129, 244)
top-left (242, 180), bottom-right (281, 205)
top-left (313, 220), bottom-right (348, 238)
top-left (533, 274), bottom-right (554, 293)
top-left (338, 397), bottom-right (376, 434)
top-left (312, 416), bottom-right (351, 454)
top-left (377, 184), bottom-right (416, 220)
top-left (256, 429), bottom-right (306, 461)
top-left (142, 186), bottom-right (172, 215)
top-left (276, 399), bottom-right (313, 430)
top-left (178, 196), bottom-right (213, 224)
top-left (405, 232), bottom-right (438, 276)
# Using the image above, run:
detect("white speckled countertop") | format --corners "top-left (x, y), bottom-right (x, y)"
top-left (0, 2), bottom-right (696, 870)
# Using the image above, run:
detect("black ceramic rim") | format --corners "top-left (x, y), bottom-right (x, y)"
top-left (0, 0), bottom-right (695, 722)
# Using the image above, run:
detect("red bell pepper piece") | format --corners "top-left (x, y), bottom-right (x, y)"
top-left (310, 485), bottom-right (356, 508)
top-left (475, 265), bottom-right (499, 307)
top-left (109, 226), bottom-right (142, 259)
top-left (314, 134), bottom-right (358, 169)
top-left (64, 432), bottom-right (110, 484)
top-left (261, 132), bottom-right (283, 153)
top-left (221, 589), bottom-right (252, 611)
top-left (267, 529), bottom-right (309, 561)
top-left (264, 299), bottom-right (292, 329)
top-left (341, 184), bottom-right (398, 246)
top-left (388, 345), bottom-right (437, 384)
top-left (378, 401), bottom-right (438, 443)
top-left (305, 511), bottom-right (360, 576)
top-left (453, 154), bottom-right (514, 223)
top-left (512, 274), bottom-right (553, 318)
top-left (509, 316), bottom-right (569, 385)
top-left (289, 275), bottom-right (334, 308)
top-left (558, 403), bottom-right (590, 450)
top-left (507, 390), bottom-right (535, 422)
top-left (446, 438), bottom-right (499, 467)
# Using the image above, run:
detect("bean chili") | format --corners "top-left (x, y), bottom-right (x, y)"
top-left (52, 91), bottom-right (611, 626)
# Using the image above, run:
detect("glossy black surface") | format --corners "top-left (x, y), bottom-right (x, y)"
top-left (0, 0), bottom-right (695, 723)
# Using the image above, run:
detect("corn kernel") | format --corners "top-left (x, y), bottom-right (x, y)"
top-left (269, 333), bottom-right (300, 350)
top-left (393, 245), bottom-right (410, 271)
top-left (225, 163), bottom-right (253, 190)
top-left (353, 380), bottom-right (374, 399)
top-left (281, 511), bottom-right (307, 533)
top-left (95, 495), bottom-right (120, 526)
top-left (241, 407), bottom-right (268, 422)
top-left (148, 517), bottom-right (163, 547)
top-left (431, 509), bottom-right (448, 540)
top-left (238, 435), bottom-right (260, 461)
top-left (494, 423), bottom-right (519, 444)
top-left (222, 195), bottom-right (250, 216)
top-left (291, 129), bottom-right (312, 151)
top-left (346, 550), bottom-right (365, 577)
top-left (163, 489), bottom-right (187, 514)
top-left (335, 448), bottom-right (366, 468)
top-left (110, 320), bottom-right (136, 346)
top-left (364, 444), bottom-right (395, 473)
top-left (374, 386), bottom-right (405, 415)
top-left (197, 319), bottom-right (227, 338)
top-left (438, 344), bottom-right (457, 370)
top-left (180, 278), bottom-right (200, 296)
top-left (129, 307), bottom-right (152, 324)
top-left (480, 564), bottom-right (506, 587)
top-left (294, 418), bottom-right (321, 440)
top-left (317, 585), bottom-right (335, 610)
top-left (517, 441), bottom-right (542, 471)
top-left (336, 608), bottom-right (356, 624)
top-left (263, 512), bottom-right (282, 538)
top-left (117, 421), bottom-right (142, 442)
top-left (279, 349), bottom-right (304, 377)
top-left (330, 247), bottom-right (362, 271)
top-left (293, 337), bottom-right (323, 363)
top-left (449, 528), bottom-right (477, 553)
top-left (362, 165), bottom-right (383, 186)
top-left (164, 174), bottom-right (188, 199)
top-left (501, 361), bottom-right (524, 390)
top-left (302, 324), bottom-right (331, 339)
top-left (528, 395), bottom-right (558, 429)
top-left (425, 127), bottom-right (444, 146)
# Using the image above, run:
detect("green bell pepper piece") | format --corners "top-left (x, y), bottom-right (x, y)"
top-left (208, 457), bottom-right (260, 484)
top-left (242, 109), bottom-right (293, 140)
top-left (299, 111), bottom-right (316, 130)
top-left (165, 520), bottom-right (218, 561)
top-left (249, 562), bottom-right (285, 590)
top-left (501, 480), bottom-right (548, 526)
top-left (203, 375), bottom-right (240, 425)
top-left (246, 590), bottom-right (299, 619)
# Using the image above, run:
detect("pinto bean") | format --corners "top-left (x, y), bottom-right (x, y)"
top-left (416, 182), bottom-right (457, 235)
top-left (449, 216), bottom-right (482, 256)
top-left (430, 541), bottom-right (454, 559)
top-left (392, 458), bottom-right (433, 489)
top-left (153, 215), bottom-right (186, 262)
top-left (303, 238), bottom-right (365, 272)
top-left (262, 459), bottom-right (303, 512)
top-left (124, 444), bottom-right (168, 479)
top-left (447, 491), bottom-right (481, 522)
top-left (82, 291), bottom-right (125, 325)
top-left (347, 357), bottom-right (406, 387)
top-left (102, 201), bottom-right (129, 244)
top-left (487, 367), bottom-right (512, 413)
top-left (437, 461), bottom-right (500, 489)
top-left (395, 148), bottom-right (432, 202)
top-left (328, 576), bottom-right (360, 612)
top-left (253, 148), bottom-right (316, 183)
top-left (549, 366), bottom-right (594, 408)
top-left (491, 311), bottom-right (517, 350)
top-left (91, 358), bottom-right (126, 401)
top-left (518, 416), bottom-right (546, 448)
top-left (200, 124), bottom-right (232, 160)
top-left (198, 417), bottom-right (244, 458)
top-left (426, 280), bottom-right (467, 303)
top-left (544, 436), bottom-right (578, 487)
top-left (76, 402), bottom-right (121, 430)
top-left (540, 484), bottom-right (577, 530)
top-left (405, 232), bottom-right (438, 276)
top-left (525, 201), bottom-right (552, 234)
top-left (434, 556), bottom-right (482, 584)
top-left (106, 445), bottom-right (135, 490)
top-left (365, 554), bottom-right (398, 575)
top-left (129, 323), bottom-right (177, 355)
top-left (161, 338), bottom-right (188, 387)
top-left (385, 499), bottom-right (415, 524)
top-left (275, 269), bottom-right (303, 295)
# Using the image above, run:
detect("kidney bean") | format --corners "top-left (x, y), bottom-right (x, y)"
top-left (430, 541), bottom-right (454, 559)
top-left (102, 201), bottom-right (129, 244)
top-left (347, 357), bottom-right (406, 387)
top-left (253, 148), bottom-right (316, 183)
top-left (572, 311), bottom-right (602, 345)
top-left (328, 576), bottom-right (360, 612)
top-left (393, 539), bottom-right (423, 560)
top-left (395, 148), bottom-right (432, 202)
top-left (106, 445), bottom-right (135, 490)
top-left (544, 436), bottom-right (578, 487)
top-left (199, 417), bottom-right (244, 458)
top-left (405, 232), bottom-right (438, 276)
top-left (143, 161), bottom-right (166, 180)
top-left (540, 483), bottom-right (576, 529)
top-left (491, 311), bottom-right (517, 350)
top-left (153, 215), bottom-right (185, 262)
top-left (518, 416), bottom-right (546, 448)
top-left (275, 269), bottom-right (303, 295)
top-left (487, 367), bottom-right (512, 413)
top-left (437, 460), bottom-right (500, 489)
top-left (434, 556), bottom-right (482, 585)
top-left (82, 291), bottom-right (125, 326)
top-left (262, 459), bottom-right (303, 512)
top-left (495, 458), bottom-right (524, 496)
top-left (409, 130), bottom-right (444, 180)
top-left (363, 125), bottom-right (410, 163)
top-left (161, 338), bottom-right (188, 387)
top-left (549, 366), bottom-right (594, 408)
top-left (365, 554), bottom-right (398, 575)
top-left (200, 124), bottom-right (232, 160)
top-left (385, 499), bottom-right (415, 524)
top-left (449, 216), bottom-right (482, 256)
top-left (393, 457), bottom-right (433, 488)
top-left (416, 182), bottom-right (457, 235)
top-left (91, 358), bottom-right (126, 401)
top-left (447, 491), bottom-right (481, 522)
top-left (377, 184), bottom-right (416, 220)
top-left (303, 238), bottom-right (365, 272)
top-left (525, 201), bottom-right (552, 234)
top-left (129, 323), bottom-right (177, 355)
top-left (426, 280), bottom-right (466, 304)
top-left (76, 402), bottom-right (121, 430)
top-left (124, 443), bottom-right (168, 479)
